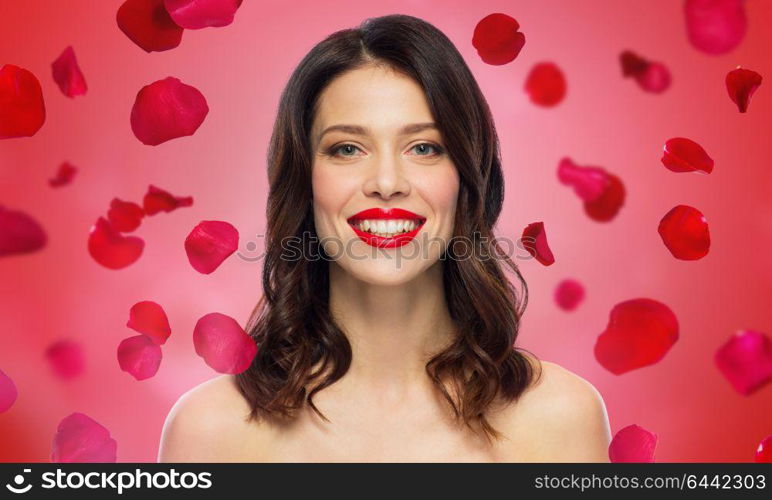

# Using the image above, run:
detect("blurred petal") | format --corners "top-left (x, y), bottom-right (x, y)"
top-left (609, 424), bottom-right (657, 463)
top-left (193, 312), bottom-right (257, 374)
top-left (117, 335), bottom-right (162, 380)
top-left (0, 64), bottom-right (46, 139)
top-left (50, 412), bottom-right (117, 463)
top-left (521, 221), bottom-right (555, 266)
top-left (554, 278), bottom-right (585, 311)
top-left (116, 0), bottom-right (183, 53)
top-left (658, 205), bottom-right (710, 260)
top-left (0, 206), bottom-right (47, 257)
top-left (107, 198), bottom-right (144, 233)
top-left (684, 0), bottom-right (746, 55)
top-left (620, 51), bottom-right (670, 93)
top-left (87, 217), bottom-right (144, 269)
top-left (45, 340), bottom-right (85, 379)
top-left (51, 46), bottom-right (87, 98)
top-left (594, 298), bottom-right (679, 374)
top-left (163, 0), bottom-right (241, 29)
top-left (714, 330), bottom-right (772, 396)
top-left (143, 185), bottom-right (193, 215)
top-left (584, 173), bottom-right (625, 222)
top-left (524, 62), bottom-right (566, 107)
top-left (130, 77), bottom-right (209, 145)
top-left (185, 220), bottom-right (239, 274)
top-left (756, 436), bottom-right (772, 463)
top-left (557, 157), bottom-right (608, 201)
top-left (49, 161), bottom-right (78, 187)
top-left (726, 67), bottom-right (762, 113)
top-left (472, 13), bottom-right (525, 65)
top-left (661, 137), bottom-right (714, 174)
top-left (0, 369), bottom-right (18, 413)
top-left (127, 301), bottom-right (171, 345)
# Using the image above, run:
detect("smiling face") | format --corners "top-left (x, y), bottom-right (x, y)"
top-left (310, 63), bottom-right (460, 285)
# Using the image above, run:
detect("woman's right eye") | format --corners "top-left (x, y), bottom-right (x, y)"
top-left (327, 144), bottom-right (362, 158)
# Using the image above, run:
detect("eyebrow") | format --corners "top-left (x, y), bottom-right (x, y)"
top-left (318, 122), bottom-right (438, 140)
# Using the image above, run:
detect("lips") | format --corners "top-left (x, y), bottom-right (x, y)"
top-left (346, 207), bottom-right (426, 248)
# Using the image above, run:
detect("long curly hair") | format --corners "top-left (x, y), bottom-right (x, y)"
top-left (235, 13), bottom-right (541, 442)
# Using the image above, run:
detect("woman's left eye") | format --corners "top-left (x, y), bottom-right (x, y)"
top-left (409, 143), bottom-right (444, 156)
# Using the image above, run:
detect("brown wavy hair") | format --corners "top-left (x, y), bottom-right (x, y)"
top-left (235, 13), bottom-right (541, 442)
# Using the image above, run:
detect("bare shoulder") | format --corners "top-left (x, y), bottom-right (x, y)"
top-left (157, 374), bottom-right (267, 462)
top-left (492, 356), bottom-right (612, 462)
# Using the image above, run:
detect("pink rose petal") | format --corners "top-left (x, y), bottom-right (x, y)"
top-left (107, 198), bottom-right (145, 233)
top-left (714, 330), bottom-right (772, 396)
top-left (185, 220), bottom-right (239, 274)
top-left (50, 412), bottom-right (117, 463)
top-left (756, 436), bottom-right (772, 463)
top-left (45, 340), bottom-right (85, 379)
top-left (142, 185), bottom-right (193, 215)
top-left (661, 137), bottom-right (714, 174)
top-left (684, 0), bottom-right (746, 55)
top-left (554, 279), bottom-right (585, 311)
top-left (472, 13), bottom-right (525, 65)
top-left (726, 67), bottom-right (762, 113)
top-left (558, 158), bottom-right (625, 222)
top-left (51, 46), bottom-right (87, 98)
top-left (49, 161), bottom-right (78, 187)
top-left (193, 312), bottom-right (257, 374)
top-left (594, 298), bottom-right (679, 374)
top-left (130, 77), bottom-right (209, 145)
top-left (0, 64), bottom-right (46, 139)
top-left (524, 62), bottom-right (566, 107)
top-left (521, 221), bottom-right (555, 266)
top-left (163, 0), bottom-right (241, 29)
top-left (87, 217), bottom-right (144, 269)
top-left (584, 173), bottom-right (625, 222)
top-left (116, 0), bottom-right (184, 53)
top-left (117, 335), bottom-right (162, 380)
top-left (127, 301), bottom-right (171, 345)
top-left (0, 369), bottom-right (18, 413)
top-left (0, 206), bottom-right (47, 257)
top-left (658, 205), bottom-right (710, 260)
top-left (609, 424), bottom-right (657, 463)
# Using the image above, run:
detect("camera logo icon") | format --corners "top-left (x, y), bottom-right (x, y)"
top-left (5, 469), bottom-right (32, 494)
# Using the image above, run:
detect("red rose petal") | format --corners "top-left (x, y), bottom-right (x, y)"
top-left (661, 137), bottom-right (714, 174)
top-left (49, 161), bottom-right (78, 187)
top-left (193, 312), bottom-right (257, 374)
top-left (0, 64), bottom-right (46, 139)
top-left (594, 298), bottom-right (679, 374)
top-left (107, 198), bottom-right (145, 232)
top-left (684, 0), bottom-right (746, 55)
top-left (116, 0), bottom-right (184, 53)
top-left (524, 62), bottom-right (566, 107)
top-left (726, 67), bottom-right (762, 113)
top-left (185, 220), bottom-right (239, 274)
top-left (50, 412), bottom-right (117, 463)
top-left (620, 50), bottom-right (649, 77)
top-left (658, 205), bottom-right (710, 260)
top-left (609, 424), bottom-right (657, 463)
top-left (45, 340), bottom-right (85, 379)
top-left (756, 436), bottom-right (772, 463)
top-left (0, 206), bottom-right (47, 257)
top-left (557, 157), bottom-right (608, 202)
top-left (472, 13), bottom-right (525, 66)
top-left (714, 330), bottom-right (772, 396)
top-left (521, 221), bottom-right (555, 266)
top-left (620, 51), bottom-right (670, 93)
top-left (584, 173), bottom-right (625, 222)
top-left (51, 46), bottom-right (87, 98)
top-left (130, 77), bottom-right (209, 145)
top-left (127, 301), bottom-right (171, 345)
top-left (554, 279), bottom-right (585, 311)
top-left (142, 185), bottom-right (193, 215)
top-left (117, 335), bottom-right (162, 380)
top-left (164, 0), bottom-right (241, 29)
top-left (87, 217), bottom-right (144, 269)
top-left (0, 369), bottom-right (18, 413)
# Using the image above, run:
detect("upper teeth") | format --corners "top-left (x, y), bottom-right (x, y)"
top-left (356, 219), bottom-right (419, 236)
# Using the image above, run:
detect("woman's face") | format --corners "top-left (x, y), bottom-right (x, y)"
top-left (310, 64), bottom-right (459, 285)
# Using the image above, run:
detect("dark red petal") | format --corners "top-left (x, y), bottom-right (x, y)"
top-left (635, 61), bottom-right (671, 93)
top-left (594, 298), bottom-right (679, 374)
top-left (0, 369), bottom-right (17, 413)
top-left (142, 184), bottom-right (193, 215)
top-left (127, 301), bottom-right (171, 345)
top-left (116, 0), bottom-right (183, 53)
top-left (87, 217), bottom-right (144, 269)
top-left (163, 0), bottom-right (241, 29)
top-left (756, 436), bottom-right (772, 463)
top-left (557, 157), bottom-right (608, 202)
top-left (49, 161), bottom-right (78, 187)
top-left (472, 13), bottom-right (525, 66)
top-left (130, 77), bottom-right (209, 145)
top-left (107, 198), bottom-right (144, 232)
top-left (0, 64), bottom-right (46, 139)
top-left (554, 278), bottom-right (585, 311)
top-left (521, 221), bottom-right (555, 266)
top-left (661, 137), bottom-right (714, 174)
top-left (524, 62), bottom-right (566, 107)
top-left (714, 330), bottom-right (772, 396)
top-left (51, 46), bottom-right (87, 98)
top-left (185, 220), bottom-right (239, 274)
top-left (609, 424), bottom-right (657, 463)
top-left (584, 173), bottom-right (625, 222)
top-left (658, 205), bottom-right (710, 260)
top-left (684, 0), bottom-right (746, 55)
top-left (193, 312), bottom-right (257, 374)
top-left (117, 335), bottom-right (162, 380)
top-left (0, 206), bottom-right (47, 256)
top-left (45, 340), bottom-right (85, 379)
top-left (50, 412), bottom-right (117, 463)
top-left (726, 67), bottom-right (762, 113)
top-left (620, 50), bottom-right (649, 77)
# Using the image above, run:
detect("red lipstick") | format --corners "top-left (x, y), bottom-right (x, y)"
top-left (346, 208), bottom-right (426, 248)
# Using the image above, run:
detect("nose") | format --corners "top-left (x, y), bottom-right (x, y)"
top-left (363, 152), bottom-right (411, 200)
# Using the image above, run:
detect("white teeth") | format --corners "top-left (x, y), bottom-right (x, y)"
top-left (386, 220), bottom-right (397, 233)
top-left (396, 220), bottom-right (405, 231)
top-left (354, 218), bottom-right (422, 237)
top-left (362, 220), bottom-right (370, 231)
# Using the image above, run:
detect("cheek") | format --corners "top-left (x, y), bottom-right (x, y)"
top-left (312, 165), bottom-right (353, 232)
top-left (416, 165), bottom-right (460, 225)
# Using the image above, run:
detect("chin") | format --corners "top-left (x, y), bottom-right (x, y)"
top-left (339, 258), bottom-right (428, 286)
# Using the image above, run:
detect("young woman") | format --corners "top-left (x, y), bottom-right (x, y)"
top-left (158, 14), bottom-right (611, 462)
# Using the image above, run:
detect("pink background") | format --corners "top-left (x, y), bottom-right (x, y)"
top-left (1, 0), bottom-right (770, 462)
